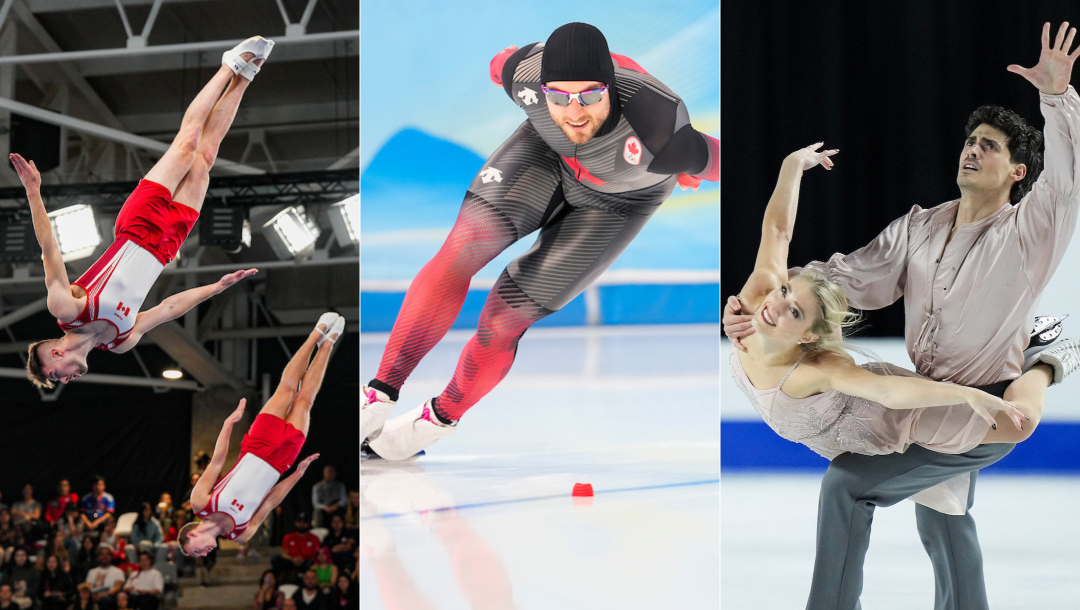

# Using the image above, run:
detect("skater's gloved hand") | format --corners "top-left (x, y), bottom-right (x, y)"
top-left (677, 174), bottom-right (702, 191)
top-left (964, 389), bottom-right (1027, 432)
top-left (9, 153), bottom-right (41, 193)
top-left (724, 295), bottom-right (755, 352)
top-left (490, 46), bottom-right (518, 86)
top-left (1008, 22), bottom-right (1080, 95)
top-left (216, 268), bottom-right (258, 292)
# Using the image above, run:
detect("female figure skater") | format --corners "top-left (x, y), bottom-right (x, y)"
top-left (730, 143), bottom-right (1073, 461)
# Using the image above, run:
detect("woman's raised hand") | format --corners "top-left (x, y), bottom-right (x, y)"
top-left (787, 142), bottom-right (839, 172)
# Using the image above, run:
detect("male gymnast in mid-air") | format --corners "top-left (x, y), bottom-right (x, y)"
top-left (179, 312), bottom-right (343, 557)
top-left (13, 35), bottom-right (276, 387)
top-left (362, 22), bottom-right (719, 460)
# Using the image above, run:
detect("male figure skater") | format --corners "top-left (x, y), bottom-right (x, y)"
top-left (364, 22), bottom-right (719, 460)
top-left (179, 313), bottom-right (344, 557)
top-left (14, 35), bottom-right (275, 387)
top-left (725, 22), bottom-right (1080, 610)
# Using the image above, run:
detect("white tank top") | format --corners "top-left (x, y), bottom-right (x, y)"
top-left (58, 239), bottom-right (164, 351)
top-left (196, 453), bottom-right (281, 539)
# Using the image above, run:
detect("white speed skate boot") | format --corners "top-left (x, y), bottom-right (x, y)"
top-left (1024, 337), bottom-right (1080, 385)
top-left (366, 400), bottom-right (456, 461)
top-left (362, 386), bottom-right (396, 443)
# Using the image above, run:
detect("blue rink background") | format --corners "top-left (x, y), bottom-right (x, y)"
top-left (722, 338), bottom-right (1080, 473)
top-left (360, 2), bottom-right (719, 332)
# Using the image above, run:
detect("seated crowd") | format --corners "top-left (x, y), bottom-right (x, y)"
top-left (0, 477), bottom-right (178, 610)
top-left (0, 467), bottom-right (359, 610)
top-left (253, 466), bottom-right (359, 610)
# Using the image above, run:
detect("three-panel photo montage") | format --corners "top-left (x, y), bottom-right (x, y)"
top-left (0, 1), bottom-right (1078, 609)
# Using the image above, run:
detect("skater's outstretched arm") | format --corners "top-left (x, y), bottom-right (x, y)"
top-left (190, 399), bottom-right (247, 512)
top-left (115, 269), bottom-right (257, 352)
top-left (10, 153), bottom-right (80, 322)
top-left (803, 352), bottom-right (1026, 432)
top-left (235, 453), bottom-right (319, 543)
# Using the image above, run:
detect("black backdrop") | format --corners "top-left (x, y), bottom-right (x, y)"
top-left (722, 0), bottom-right (1080, 336)
top-left (0, 321), bottom-right (359, 520)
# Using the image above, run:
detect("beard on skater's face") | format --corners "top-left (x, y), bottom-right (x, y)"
top-left (544, 80), bottom-right (611, 145)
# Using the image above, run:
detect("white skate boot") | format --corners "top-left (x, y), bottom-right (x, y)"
top-left (1025, 314), bottom-right (1068, 359)
top-left (1024, 337), bottom-right (1080, 384)
top-left (366, 400), bottom-right (456, 461)
top-left (362, 386), bottom-right (396, 443)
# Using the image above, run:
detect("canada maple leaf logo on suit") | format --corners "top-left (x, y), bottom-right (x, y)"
top-left (623, 137), bottom-right (642, 166)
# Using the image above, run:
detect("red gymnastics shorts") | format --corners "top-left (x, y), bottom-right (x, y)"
top-left (239, 414), bottom-right (307, 475)
top-left (114, 179), bottom-right (199, 265)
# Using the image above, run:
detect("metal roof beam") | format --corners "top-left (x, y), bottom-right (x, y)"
top-left (68, 37), bottom-right (357, 77)
top-left (0, 30), bottom-right (358, 65)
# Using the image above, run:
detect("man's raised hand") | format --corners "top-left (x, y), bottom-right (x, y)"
top-left (1008, 22), bottom-right (1080, 95)
top-left (788, 142), bottom-right (839, 172)
top-left (216, 269), bottom-right (258, 292)
top-left (9, 153), bottom-right (40, 193)
top-left (226, 398), bottom-right (247, 426)
top-left (296, 453), bottom-right (320, 474)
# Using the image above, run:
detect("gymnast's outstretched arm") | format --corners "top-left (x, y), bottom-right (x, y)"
top-left (10, 153), bottom-right (81, 322)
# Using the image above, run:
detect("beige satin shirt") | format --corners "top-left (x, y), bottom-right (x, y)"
top-left (807, 86), bottom-right (1080, 387)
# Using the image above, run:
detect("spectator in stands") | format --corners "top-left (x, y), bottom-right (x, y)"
top-left (39, 531), bottom-right (71, 572)
top-left (325, 574), bottom-right (354, 609)
top-left (71, 536), bottom-right (98, 585)
top-left (112, 592), bottom-right (131, 610)
top-left (291, 569), bottom-right (327, 610)
top-left (10, 485), bottom-right (41, 540)
top-left (39, 553), bottom-right (74, 610)
top-left (122, 551), bottom-right (162, 610)
top-left (321, 516), bottom-right (354, 570)
top-left (3, 548), bottom-right (37, 609)
top-left (281, 599), bottom-right (296, 610)
top-left (85, 546), bottom-right (123, 610)
top-left (253, 569), bottom-right (283, 610)
top-left (271, 514), bottom-right (319, 574)
top-left (58, 503), bottom-right (86, 561)
top-left (128, 504), bottom-right (164, 565)
top-left (193, 451), bottom-right (210, 474)
top-left (179, 474), bottom-right (200, 513)
top-left (70, 582), bottom-right (98, 610)
top-left (311, 547), bottom-right (336, 594)
top-left (0, 584), bottom-right (14, 610)
top-left (310, 467), bottom-right (346, 528)
top-left (152, 496), bottom-right (172, 536)
top-left (0, 510), bottom-right (24, 564)
top-left (80, 478), bottom-right (114, 532)
top-left (98, 520), bottom-right (119, 551)
top-left (162, 509), bottom-right (189, 574)
top-left (342, 491), bottom-right (358, 530)
top-left (45, 480), bottom-right (79, 528)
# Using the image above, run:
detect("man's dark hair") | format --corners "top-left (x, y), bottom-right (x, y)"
top-left (965, 105), bottom-right (1044, 204)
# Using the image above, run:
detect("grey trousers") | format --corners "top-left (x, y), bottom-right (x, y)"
top-left (805, 441), bottom-right (1016, 610)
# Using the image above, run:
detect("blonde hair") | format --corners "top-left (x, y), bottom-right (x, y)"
top-left (793, 269), bottom-right (861, 354)
top-left (176, 522), bottom-right (201, 556)
top-left (26, 340), bottom-right (55, 389)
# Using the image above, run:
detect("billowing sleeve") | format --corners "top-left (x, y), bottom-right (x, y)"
top-left (801, 206), bottom-right (918, 311)
top-left (1016, 85), bottom-right (1080, 292)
